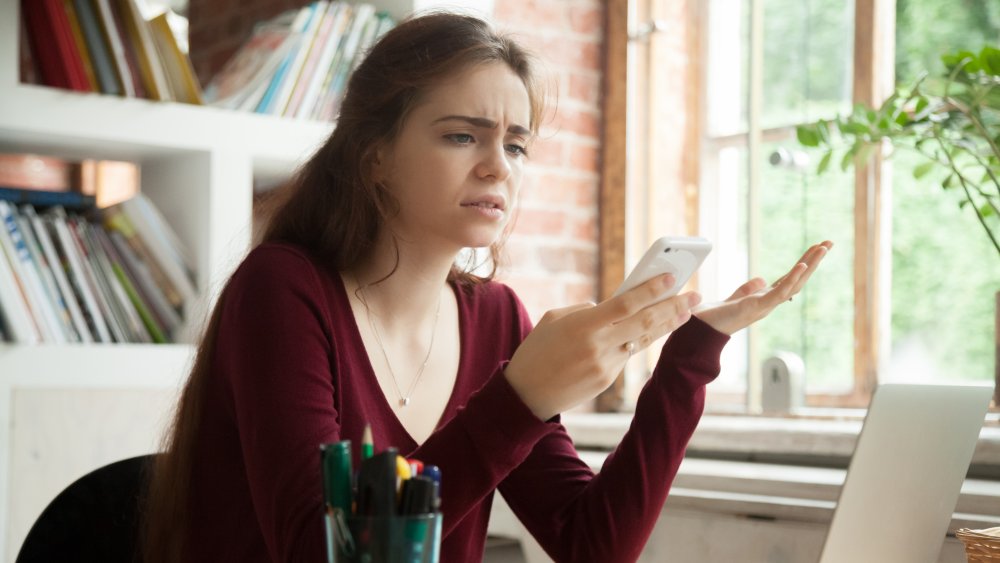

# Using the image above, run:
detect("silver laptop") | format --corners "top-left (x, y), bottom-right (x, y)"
top-left (818, 383), bottom-right (993, 563)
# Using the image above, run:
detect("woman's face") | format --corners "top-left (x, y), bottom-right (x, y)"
top-left (373, 62), bottom-right (532, 253)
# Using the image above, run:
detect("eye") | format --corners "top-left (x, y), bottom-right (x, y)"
top-left (505, 144), bottom-right (528, 157)
top-left (445, 133), bottom-right (475, 145)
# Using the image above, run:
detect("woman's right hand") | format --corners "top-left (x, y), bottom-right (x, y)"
top-left (504, 275), bottom-right (701, 421)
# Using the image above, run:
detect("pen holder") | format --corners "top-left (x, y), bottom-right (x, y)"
top-left (327, 511), bottom-right (442, 563)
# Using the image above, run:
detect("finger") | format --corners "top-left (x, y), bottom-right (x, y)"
top-left (592, 273), bottom-right (677, 324)
top-left (605, 290), bottom-right (701, 350)
top-left (770, 242), bottom-right (830, 289)
top-left (782, 243), bottom-right (832, 297)
top-left (727, 277), bottom-right (766, 301)
top-left (537, 302), bottom-right (596, 325)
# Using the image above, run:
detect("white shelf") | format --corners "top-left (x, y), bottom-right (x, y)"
top-left (0, 344), bottom-right (195, 388)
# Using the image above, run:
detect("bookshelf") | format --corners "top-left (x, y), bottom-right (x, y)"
top-left (0, 1), bottom-right (490, 559)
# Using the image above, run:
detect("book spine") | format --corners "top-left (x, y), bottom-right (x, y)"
top-left (66, 216), bottom-right (127, 342)
top-left (0, 210), bottom-right (42, 343)
top-left (48, 207), bottom-right (113, 342)
top-left (93, 0), bottom-right (136, 96)
top-left (0, 186), bottom-right (97, 210)
top-left (62, 0), bottom-right (99, 91)
top-left (295, 3), bottom-right (351, 120)
top-left (0, 153), bottom-right (73, 191)
top-left (108, 229), bottom-right (181, 337)
top-left (102, 206), bottom-right (183, 310)
top-left (118, 196), bottom-right (197, 309)
top-left (115, 0), bottom-right (172, 101)
top-left (23, 205), bottom-right (94, 342)
top-left (73, 0), bottom-right (122, 95)
top-left (82, 221), bottom-right (151, 342)
top-left (16, 209), bottom-right (80, 342)
top-left (255, 5), bottom-right (315, 114)
top-left (94, 227), bottom-right (165, 342)
top-left (0, 201), bottom-right (63, 342)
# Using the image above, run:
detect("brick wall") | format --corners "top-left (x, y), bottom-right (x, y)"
top-left (187, 0), bottom-right (605, 322)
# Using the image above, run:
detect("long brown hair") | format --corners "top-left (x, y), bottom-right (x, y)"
top-left (142, 12), bottom-right (545, 562)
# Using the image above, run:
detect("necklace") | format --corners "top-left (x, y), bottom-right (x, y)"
top-left (358, 283), bottom-right (442, 408)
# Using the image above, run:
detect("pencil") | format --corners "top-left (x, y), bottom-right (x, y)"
top-left (362, 423), bottom-right (374, 460)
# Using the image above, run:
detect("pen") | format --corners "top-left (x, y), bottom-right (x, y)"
top-left (361, 423), bottom-right (374, 460)
top-left (320, 440), bottom-right (355, 560)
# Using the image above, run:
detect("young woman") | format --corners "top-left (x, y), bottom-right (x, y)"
top-left (143, 11), bottom-right (831, 563)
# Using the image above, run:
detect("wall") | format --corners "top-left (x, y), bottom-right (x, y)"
top-left (186, 0), bottom-right (606, 323)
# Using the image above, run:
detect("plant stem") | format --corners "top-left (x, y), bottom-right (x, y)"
top-left (933, 127), bottom-right (1000, 258)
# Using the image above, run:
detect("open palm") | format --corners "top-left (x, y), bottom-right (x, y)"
top-left (693, 241), bottom-right (833, 335)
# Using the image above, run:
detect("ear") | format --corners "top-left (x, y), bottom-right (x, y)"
top-left (370, 144), bottom-right (388, 183)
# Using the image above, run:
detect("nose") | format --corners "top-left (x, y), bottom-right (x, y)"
top-left (475, 143), bottom-right (512, 182)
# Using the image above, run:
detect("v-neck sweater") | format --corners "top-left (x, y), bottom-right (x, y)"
top-left (184, 242), bottom-right (729, 562)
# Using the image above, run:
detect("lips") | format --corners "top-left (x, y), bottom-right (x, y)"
top-left (460, 194), bottom-right (507, 212)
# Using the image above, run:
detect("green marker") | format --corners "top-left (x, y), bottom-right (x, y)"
top-left (361, 423), bottom-right (374, 460)
top-left (321, 440), bottom-right (354, 561)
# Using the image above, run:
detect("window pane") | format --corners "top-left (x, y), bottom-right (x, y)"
top-left (705, 0), bottom-right (750, 137)
top-left (891, 0), bottom-right (1000, 384)
top-left (762, 0), bottom-right (854, 129)
top-left (756, 141), bottom-right (855, 392)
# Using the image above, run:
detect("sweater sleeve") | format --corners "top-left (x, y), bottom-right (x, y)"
top-left (214, 247), bottom-right (338, 563)
top-left (497, 316), bottom-right (730, 562)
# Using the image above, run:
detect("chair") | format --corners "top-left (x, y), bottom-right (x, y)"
top-left (16, 454), bottom-right (156, 563)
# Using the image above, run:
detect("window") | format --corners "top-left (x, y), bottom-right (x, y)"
top-left (623, 0), bottom-right (999, 410)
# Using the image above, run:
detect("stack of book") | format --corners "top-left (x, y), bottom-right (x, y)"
top-left (202, 1), bottom-right (394, 121)
top-left (0, 153), bottom-right (197, 344)
top-left (20, 0), bottom-right (203, 104)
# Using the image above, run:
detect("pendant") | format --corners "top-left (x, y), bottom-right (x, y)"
top-left (400, 397), bottom-right (410, 407)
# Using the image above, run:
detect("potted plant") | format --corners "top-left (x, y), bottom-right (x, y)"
top-left (795, 45), bottom-right (999, 395)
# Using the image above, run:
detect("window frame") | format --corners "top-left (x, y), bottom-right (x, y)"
top-left (600, 0), bottom-right (940, 411)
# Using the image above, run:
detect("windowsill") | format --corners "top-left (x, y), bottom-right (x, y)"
top-left (562, 414), bottom-right (1000, 531)
top-left (562, 411), bottom-right (1000, 469)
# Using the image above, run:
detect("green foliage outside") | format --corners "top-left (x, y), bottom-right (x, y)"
top-left (796, 20), bottom-right (1000, 382)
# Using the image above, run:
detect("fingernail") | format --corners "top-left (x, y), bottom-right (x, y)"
top-left (662, 274), bottom-right (676, 288)
top-left (688, 292), bottom-right (702, 307)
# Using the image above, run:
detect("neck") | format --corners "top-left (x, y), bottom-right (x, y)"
top-left (346, 232), bottom-right (459, 330)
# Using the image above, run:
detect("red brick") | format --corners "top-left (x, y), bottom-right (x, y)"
top-left (569, 5), bottom-right (603, 37)
top-left (569, 72), bottom-right (601, 105)
top-left (568, 141), bottom-right (600, 172)
top-left (571, 214), bottom-right (599, 241)
top-left (530, 172), bottom-right (597, 207)
top-left (512, 208), bottom-right (568, 237)
top-left (496, 0), bottom-right (568, 33)
top-left (529, 137), bottom-right (564, 167)
top-left (552, 105), bottom-right (601, 139)
top-left (537, 37), bottom-right (602, 71)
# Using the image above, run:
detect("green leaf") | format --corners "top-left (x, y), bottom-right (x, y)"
top-left (817, 120), bottom-right (831, 145)
top-left (817, 150), bottom-right (833, 174)
top-left (942, 174), bottom-right (955, 189)
top-left (913, 161), bottom-right (936, 179)
top-left (895, 112), bottom-right (911, 127)
top-left (877, 116), bottom-right (891, 131)
top-left (980, 203), bottom-right (996, 218)
top-left (840, 148), bottom-right (855, 172)
top-left (840, 122), bottom-right (870, 136)
top-left (796, 125), bottom-right (821, 147)
top-left (980, 46), bottom-right (1000, 76)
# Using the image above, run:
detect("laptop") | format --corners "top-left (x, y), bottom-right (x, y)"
top-left (817, 383), bottom-right (994, 563)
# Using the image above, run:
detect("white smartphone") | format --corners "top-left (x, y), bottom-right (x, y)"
top-left (613, 236), bottom-right (713, 301)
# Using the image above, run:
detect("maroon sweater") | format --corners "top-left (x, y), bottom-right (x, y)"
top-left (185, 242), bottom-right (728, 562)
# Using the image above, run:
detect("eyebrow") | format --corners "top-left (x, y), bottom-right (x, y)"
top-left (432, 115), bottom-right (531, 137)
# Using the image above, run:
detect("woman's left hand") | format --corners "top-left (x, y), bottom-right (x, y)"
top-left (693, 241), bottom-right (833, 335)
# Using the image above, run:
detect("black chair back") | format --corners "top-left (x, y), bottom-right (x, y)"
top-left (16, 454), bottom-right (156, 563)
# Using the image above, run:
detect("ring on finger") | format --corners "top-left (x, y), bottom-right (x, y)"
top-left (623, 340), bottom-right (637, 357)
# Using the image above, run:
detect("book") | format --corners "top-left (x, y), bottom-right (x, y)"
top-left (22, 205), bottom-right (94, 342)
top-left (21, 0), bottom-right (92, 92)
top-left (80, 220), bottom-right (151, 342)
top-left (255, 5), bottom-right (316, 114)
top-left (115, 0), bottom-right (172, 101)
top-left (116, 195), bottom-right (197, 310)
top-left (316, 5), bottom-right (379, 122)
top-left (203, 14), bottom-right (299, 110)
top-left (62, 0), bottom-right (99, 91)
top-left (102, 204), bottom-right (183, 310)
top-left (282, 2), bottom-right (339, 118)
top-left (16, 208), bottom-right (81, 342)
top-left (0, 186), bottom-right (97, 210)
top-left (0, 201), bottom-right (64, 342)
top-left (148, 11), bottom-right (203, 105)
top-left (106, 0), bottom-right (149, 99)
top-left (0, 228), bottom-right (40, 343)
top-left (73, 0), bottom-right (122, 95)
top-left (92, 0), bottom-right (137, 97)
top-left (272, 1), bottom-right (330, 116)
top-left (76, 158), bottom-right (140, 208)
top-left (93, 226), bottom-right (165, 342)
top-left (293, 2), bottom-right (354, 120)
top-left (107, 228), bottom-right (181, 337)
top-left (19, 15), bottom-right (40, 86)
top-left (46, 207), bottom-right (113, 342)
top-left (0, 153), bottom-right (73, 191)
top-left (65, 215), bottom-right (127, 341)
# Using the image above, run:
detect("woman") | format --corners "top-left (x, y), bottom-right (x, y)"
top-left (143, 11), bottom-right (830, 563)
